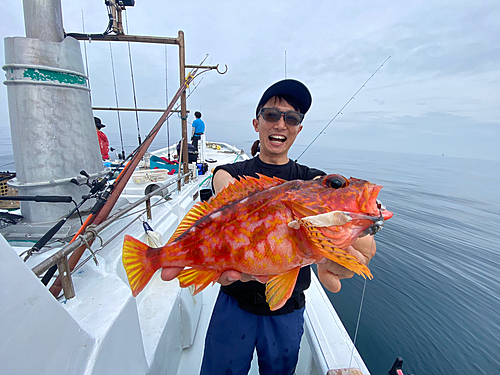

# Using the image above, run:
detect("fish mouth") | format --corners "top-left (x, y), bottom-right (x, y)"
top-left (268, 134), bottom-right (287, 144)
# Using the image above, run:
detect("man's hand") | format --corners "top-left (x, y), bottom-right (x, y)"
top-left (160, 267), bottom-right (267, 285)
top-left (317, 235), bottom-right (376, 293)
top-left (218, 271), bottom-right (268, 286)
top-left (161, 267), bottom-right (183, 281)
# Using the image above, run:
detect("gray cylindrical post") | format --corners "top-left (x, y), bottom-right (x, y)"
top-left (22, 0), bottom-right (64, 42)
top-left (3, 0), bottom-right (106, 224)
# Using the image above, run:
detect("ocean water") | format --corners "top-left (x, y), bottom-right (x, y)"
top-left (2, 128), bottom-right (499, 374)
top-left (291, 145), bottom-right (500, 375)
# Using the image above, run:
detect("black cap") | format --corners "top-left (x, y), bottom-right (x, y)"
top-left (256, 79), bottom-right (312, 117)
top-left (94, 117), bottom-right (105, 129)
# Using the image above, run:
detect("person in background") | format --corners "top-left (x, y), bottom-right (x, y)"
top-left (161, 79), bottom-right (377, 374)
top-left (191, 111), bottom-right (205, 149)
top-left (94, 117), bottom-right (110, 160)
top-left (250, 139), bottom-right (260, 157)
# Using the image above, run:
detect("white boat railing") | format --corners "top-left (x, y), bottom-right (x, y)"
top-left (29, 169), bottom-right (198, 300)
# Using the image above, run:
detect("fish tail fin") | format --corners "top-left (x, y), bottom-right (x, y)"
top-left (122, 234), bottom-right (159, 296)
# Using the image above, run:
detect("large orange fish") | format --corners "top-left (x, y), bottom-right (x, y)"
top-left (122, 174), bottom-right (393, 310)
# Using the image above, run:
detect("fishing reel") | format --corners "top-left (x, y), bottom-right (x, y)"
top-left (70, 170), bottom-right (112, 199)
top-left (69, 169), bottom-right (114, 216)
top-left (70, 170), bottom-right (93, 189)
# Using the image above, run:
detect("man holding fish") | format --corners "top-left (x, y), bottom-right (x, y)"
top-left (159, 79), bottom-right (378, 374)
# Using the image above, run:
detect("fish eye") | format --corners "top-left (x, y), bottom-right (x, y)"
top-left (324, 174), bottom-right (349, 189)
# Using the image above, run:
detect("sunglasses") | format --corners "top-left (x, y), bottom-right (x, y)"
top-left (259, 107), bottom-right (304, 126)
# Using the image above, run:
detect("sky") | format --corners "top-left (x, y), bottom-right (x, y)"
top-left (1, 0), bottom-right (499, 161)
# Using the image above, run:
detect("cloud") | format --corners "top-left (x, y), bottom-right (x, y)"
top-left (0, 0), bottom-right (499, 162)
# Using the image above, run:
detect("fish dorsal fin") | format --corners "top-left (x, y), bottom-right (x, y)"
top-left (168, 201), bottom-right (213, 243)
top-left (265, 267), bottom-right (301, 311)
top-left (298, 219), bottom-right (373, 279)
top-left (215, 173), bottom-right (286, 207)
top-left (168, 174), bottom-right (285, 243)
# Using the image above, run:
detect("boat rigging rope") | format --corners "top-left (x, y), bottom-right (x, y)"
top-left (124, 11), bottom-right (142, 146)
top-left (109, 42), bottom-right (126, 159)
top-left (295, 56), bottom-right (391, 162)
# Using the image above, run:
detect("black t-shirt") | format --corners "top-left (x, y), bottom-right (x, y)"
top-left (213, 156), bottom-right (326, 315)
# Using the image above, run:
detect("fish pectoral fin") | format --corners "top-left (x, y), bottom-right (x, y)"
top-left (177, 268), bottom-right (220, 295)
top-left (299, 220), bottom-right (373, 279)
top-left (282, 199), bottom-right (319, 219)
top-left (265, 268), bottom-right (301, 311)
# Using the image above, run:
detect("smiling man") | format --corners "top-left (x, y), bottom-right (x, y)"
top-left (161, 79), bottom-right (377, 374)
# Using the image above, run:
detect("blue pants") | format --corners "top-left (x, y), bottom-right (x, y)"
top-left (200, 291), bottom-right (305, 375)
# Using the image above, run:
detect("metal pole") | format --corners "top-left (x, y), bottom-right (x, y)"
top-left (178, 31), bottom-right (190, 182)
top-left (22, 0), bottom-right (64, 42)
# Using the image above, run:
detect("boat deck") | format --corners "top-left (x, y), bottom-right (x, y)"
top-left (0, 140), bottom-right (370, 375)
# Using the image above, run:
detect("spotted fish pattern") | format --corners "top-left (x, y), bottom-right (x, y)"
top-left (122, 174), bottom-right (393, 310)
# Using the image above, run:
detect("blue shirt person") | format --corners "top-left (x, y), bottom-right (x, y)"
top-left (191, 111), bottom-right (205, 149)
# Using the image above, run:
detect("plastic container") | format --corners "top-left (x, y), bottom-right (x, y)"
top-left (150, 155), bottom-right (179, 173)
top-left (0, 172), bottom-right (19, 210)
top-left (132, 169), bottom-right (169, 184)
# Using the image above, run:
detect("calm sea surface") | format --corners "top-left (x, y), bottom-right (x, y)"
top-left (292, 145), bottom-right (500, 375)
top-left (1, 129), bottom-right (499, 374)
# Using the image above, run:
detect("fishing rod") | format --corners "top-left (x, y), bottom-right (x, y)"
top-left (48, 59), bottom-right (212, 298)
top-left (292, 56), bottom-right (391, 374)
top-left (295, 56), bottom-right (391, 162)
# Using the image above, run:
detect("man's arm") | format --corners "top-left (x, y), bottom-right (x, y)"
top-left (212, 169), bottom-right (235, 194)
top-left (317, 235), bottom-right (376, 292)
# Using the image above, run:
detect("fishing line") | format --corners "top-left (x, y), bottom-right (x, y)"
top-left (165, 46), bottom-right (171, 159)
top-left (81, 10), bottom-right (92, 101)
top-left (107, 60), bottom-right (212, 168)
top-left (0, 161), bottom-right (15, 169)
top-left (124, 11), bottom-right (142, 146)
top-left (109, 42), bottom-right (126, 159)
top-left (347, 277), bottom-right (368, 374)
top-left (295, 56), bottom-right (391, 162)
top-left (85, 55), bottom-right (212, 177)
top-left (346, 235), bottom-right (376, 374)
top-left (284, 50), bottom-right (287, 79)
